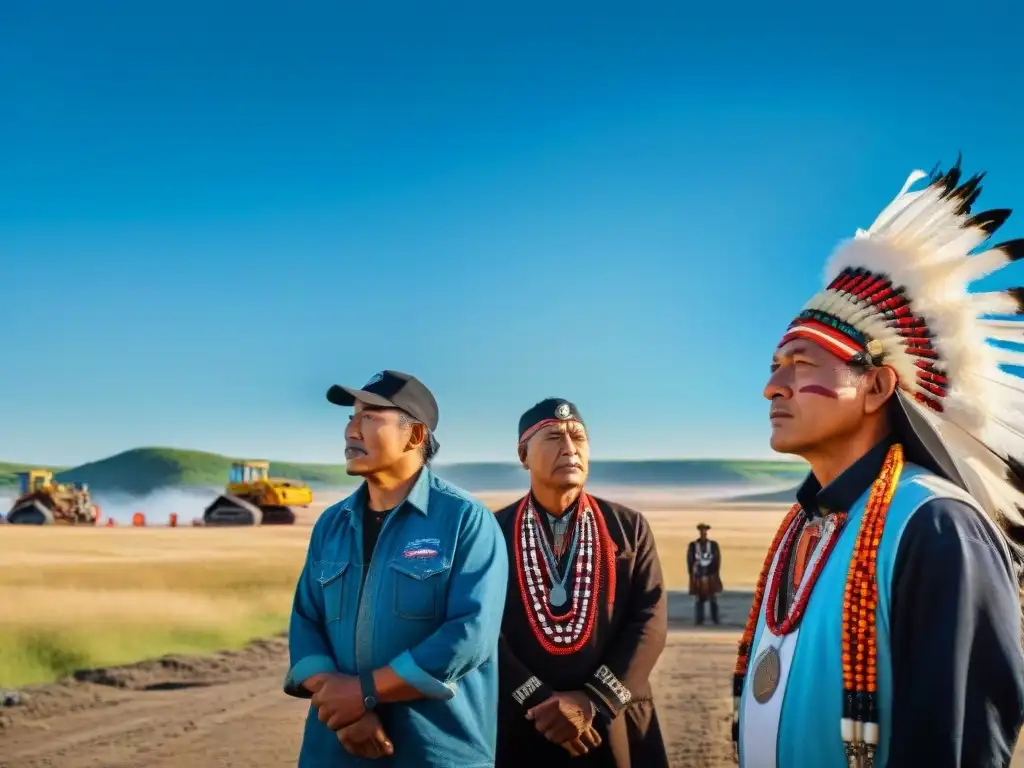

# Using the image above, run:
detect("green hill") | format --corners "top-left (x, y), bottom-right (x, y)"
top-left (0, 462), bottom-right (69, 488)
top-left (0, 447), bottom-right (806, 496)
top-left (0, 448), bottom-right (354, 495)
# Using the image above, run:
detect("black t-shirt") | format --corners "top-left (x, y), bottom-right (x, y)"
top-left (361, 505), bottom-right (394, 582)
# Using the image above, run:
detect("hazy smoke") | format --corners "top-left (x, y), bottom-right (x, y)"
top-left (91, 488), bottom-right (218, 525)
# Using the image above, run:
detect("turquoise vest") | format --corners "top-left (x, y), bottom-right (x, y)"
top-left (737, 463), bottom-right (986, 768)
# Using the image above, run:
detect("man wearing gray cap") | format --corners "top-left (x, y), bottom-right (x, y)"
top-left (284, 370), bottom-right (508, 767)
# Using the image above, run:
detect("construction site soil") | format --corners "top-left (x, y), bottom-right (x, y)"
top-left (1, 617), bottom-right (749, 768)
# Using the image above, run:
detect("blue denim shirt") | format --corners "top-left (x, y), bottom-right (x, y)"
top-left (284, 467), bottom-right (508, 767)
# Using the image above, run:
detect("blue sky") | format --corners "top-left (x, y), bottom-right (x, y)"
top-left (3, 0), bottom-right (1024, 465)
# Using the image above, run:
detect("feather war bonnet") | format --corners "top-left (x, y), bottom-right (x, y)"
top-left (780, 157), bottom-right (1024, 577)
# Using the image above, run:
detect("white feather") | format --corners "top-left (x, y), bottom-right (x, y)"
top-left (800, 165), bottom-right (1024, 557)
top-left (973, 292), bottom-right (1020, 316)
top-left (948, 245), bottom-right (1016, 284)
top-left (864, 170), bottom-right (929, 232)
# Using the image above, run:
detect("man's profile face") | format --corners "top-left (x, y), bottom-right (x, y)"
top-left (521, 419), bottom-right (590, 491)
top-left (343, 401), bottom-right (413, 476)
top-left (763, 340), bottom-right (869, 456)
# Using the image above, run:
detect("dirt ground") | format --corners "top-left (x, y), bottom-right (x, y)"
top-left (2, 592), bottom-right (1023, 767)
top-left (0, 628), bottom-right (738, 768)
top-left (3, 494), bottom-right (1023, 767)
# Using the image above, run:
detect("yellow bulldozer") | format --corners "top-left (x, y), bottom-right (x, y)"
top-left (5, 470), bottom-right (101, 525)
top-left (202, 460), bottom-right (313, 526)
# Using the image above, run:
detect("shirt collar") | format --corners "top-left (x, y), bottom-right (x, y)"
top-left (531, 491), bottom-right (579, 520)
top-left (795, 434), bottom-right (894, 516)
top-left (337, 467), bottom-right (432, 517)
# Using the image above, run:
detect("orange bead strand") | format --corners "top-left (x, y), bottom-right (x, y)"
top-left (732, 443), bottom-right (904, 765)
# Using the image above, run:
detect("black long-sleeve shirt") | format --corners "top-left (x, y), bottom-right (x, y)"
top-left (494, 495), bottom-right (670, 767)
top-left (793, 437), bottom-right (1024, 767)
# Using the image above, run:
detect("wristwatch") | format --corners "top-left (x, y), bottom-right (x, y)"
top-left (359, 668), bottom-right (378, 711)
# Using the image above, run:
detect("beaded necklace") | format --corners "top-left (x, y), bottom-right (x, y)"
top-left (732, 443), bottom-right (904, 767)
top-left (513, 492), bottom-right (616, 655)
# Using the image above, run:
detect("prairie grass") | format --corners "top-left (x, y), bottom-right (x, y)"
top-left (0, 527), bottom-right (310, 687)
top-left (0, 503), bottom-right (787, 688)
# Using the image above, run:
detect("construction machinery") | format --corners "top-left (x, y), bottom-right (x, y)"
top-left (6, 470), bottom-right (101, 525)
top-left (202, 460), bottom-right (312, 526)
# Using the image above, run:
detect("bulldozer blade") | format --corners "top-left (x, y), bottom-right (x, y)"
top-left (7, 499), bottom-right (56, 525)
top-left (202, 494), bottom-right (264, 526)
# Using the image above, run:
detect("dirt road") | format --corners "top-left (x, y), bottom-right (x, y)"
top-left (2, 593), bottom-right (1021, 767)
top-left (0, 630), bottom-right (738, 768)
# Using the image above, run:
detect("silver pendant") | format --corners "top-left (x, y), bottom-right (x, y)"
top-left (549, 584), bottom-right (568, 607)
top-left (751, 645), bottom-right (781, 704)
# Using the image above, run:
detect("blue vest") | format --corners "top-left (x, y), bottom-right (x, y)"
top-left (737, 463), bottom-right (987, 768)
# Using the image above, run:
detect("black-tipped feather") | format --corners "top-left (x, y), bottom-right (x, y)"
top-left (934, 162), bottom-right (962, 196)
top-left (954, 172), bottom-right (987, 214)
top-left (995, 239), bottom-right (1024, 263)
top-left (966, 208), bottom-right (1012, 235)
top-left (1008, 457), bottom-right (1024, 494)
top-left (943, 153), bottom-right (964, 190)
top-left (1009, 288), bottom-right (1024, 314)
top-left (945, 165), bottom-right (963, 193)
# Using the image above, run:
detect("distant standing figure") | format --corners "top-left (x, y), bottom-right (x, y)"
top-left (686, 523), bottom-right (722, 625)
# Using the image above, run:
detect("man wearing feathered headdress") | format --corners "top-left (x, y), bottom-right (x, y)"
top-left (494, 398), bottom-right (670, 768)
top-left (734, 160), bottom-right (1024, 767)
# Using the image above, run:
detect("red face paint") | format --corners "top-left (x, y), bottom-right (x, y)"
top-left (799, 384), bottom-right (839, 399)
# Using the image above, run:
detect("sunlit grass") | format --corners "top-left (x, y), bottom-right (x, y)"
top-left (0, 527), bottom-right (310, 687)
top-left (0, 504), bottom-right (789, 688)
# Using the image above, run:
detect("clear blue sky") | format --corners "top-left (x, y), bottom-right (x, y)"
top-left (4, 0), bottom-right (1024, 465)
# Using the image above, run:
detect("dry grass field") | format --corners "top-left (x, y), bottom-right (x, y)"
top-left (0, 527), bottom-right (311, 687)
top-left (3, 495), bottom-right (1023, 767)
top-left (0, 495), bottom-right (790, 689)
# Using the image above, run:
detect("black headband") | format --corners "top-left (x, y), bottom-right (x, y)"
top-left (518, 398), bottom-right (585, 444)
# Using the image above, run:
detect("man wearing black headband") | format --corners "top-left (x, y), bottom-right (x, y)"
top-left (283, 370), bottom-right (509, 768)
top-left (494, 398), bottom-right (670, 768)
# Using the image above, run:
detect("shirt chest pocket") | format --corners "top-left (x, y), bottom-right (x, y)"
top-left (388, 557), bottom-right (450, 621)
top-left (315, 560), bottom-right (352, 623)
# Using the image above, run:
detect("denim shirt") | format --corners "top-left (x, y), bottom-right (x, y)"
top-left (284, 467), bottom-right (508, 768)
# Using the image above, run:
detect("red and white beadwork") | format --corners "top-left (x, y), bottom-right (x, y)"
top-left (513, 493), bottom-right (616, 655)
top-left (774, 162), bottom-right (1024, 562)
top-left (764, 511), bottom-right (847, 636)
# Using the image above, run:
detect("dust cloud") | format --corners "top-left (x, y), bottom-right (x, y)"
top-left (91, 488), bottom-right (217, 525)
top-left (0, 488), bottom-right (216, 525)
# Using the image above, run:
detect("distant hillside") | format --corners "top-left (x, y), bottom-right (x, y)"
top-left (0, 448), bottom-right (807, 496)
top-left (0, 462), bottom-right (70, 488)
top-left (728, 485), bottom-right (802, 503)
top-left (0, 448), bottom-right (355, 496)
top-left (438, 459), bottom-right (807, 492)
